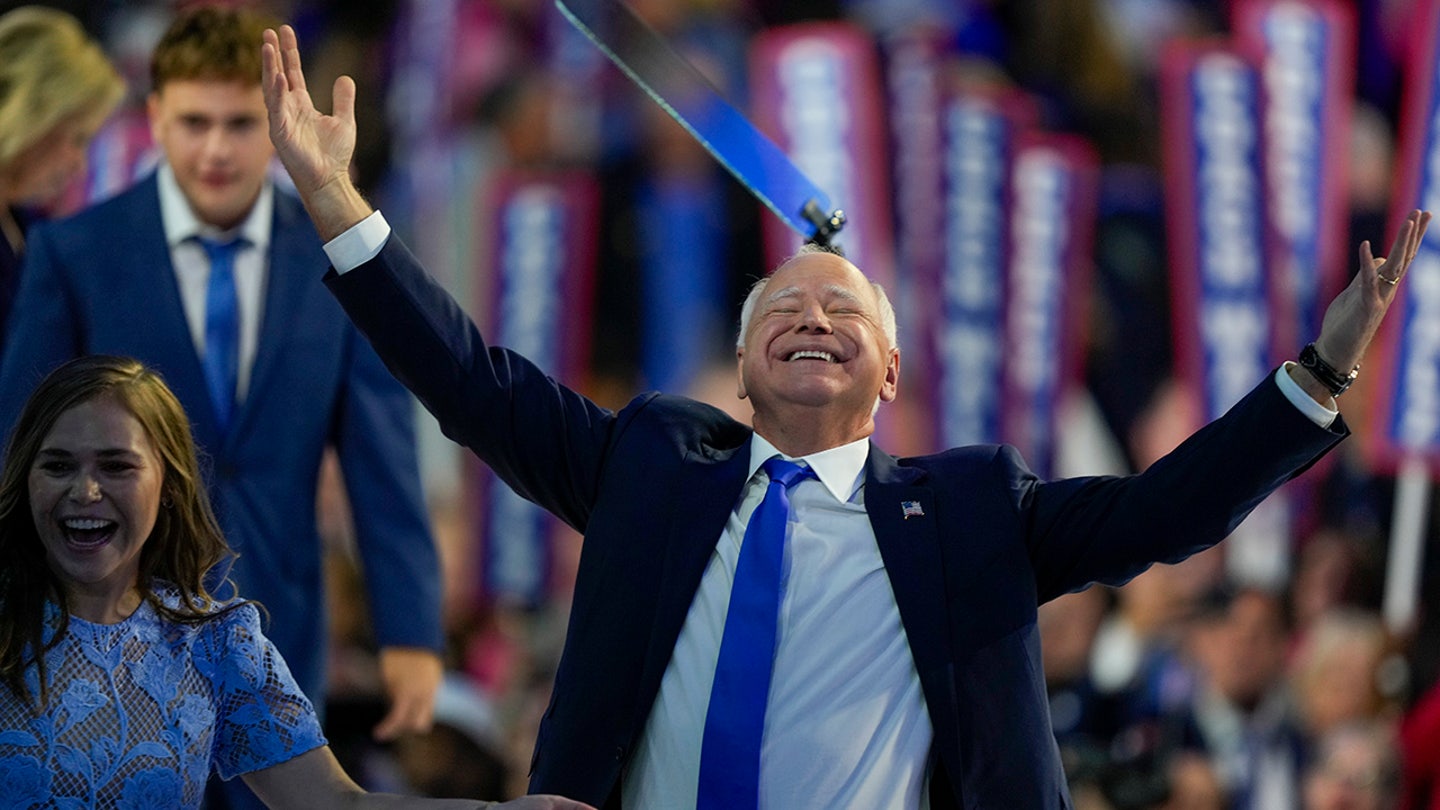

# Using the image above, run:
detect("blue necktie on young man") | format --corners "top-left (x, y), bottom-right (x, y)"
top-left (197, 235), bottom-right (245, 434)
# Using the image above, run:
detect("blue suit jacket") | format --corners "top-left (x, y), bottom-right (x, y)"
top-left (0, 175), bottom-right (442, 703)
top-left (327, 235), bottom-right (1345, 809)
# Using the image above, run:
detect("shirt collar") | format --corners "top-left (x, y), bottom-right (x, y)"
top-left (748, 433), bottom-right (869, 503)
top-left (157, 161), bottom-right (272, 251)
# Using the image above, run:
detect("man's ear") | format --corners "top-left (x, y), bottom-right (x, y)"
top-left (735, 347), bottom-right (748, 400)
top-left (879, 347), bottom-right (900, 403)
top-left (146, 91), bottom-right (163, 141)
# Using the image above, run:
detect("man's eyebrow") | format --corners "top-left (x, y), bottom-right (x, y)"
top-left (764, 285), bottom-right (864, 306)
top-left (763, 286), bottom-right (802, 306)
top-left (821, 284), bottom-right (863, 304)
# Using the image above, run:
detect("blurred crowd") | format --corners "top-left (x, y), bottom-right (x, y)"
top-left (20, 0), bottom-right (1440, 807)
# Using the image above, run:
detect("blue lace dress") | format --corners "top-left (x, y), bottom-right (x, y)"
top-left (0, 585), bottom-right (326, 809)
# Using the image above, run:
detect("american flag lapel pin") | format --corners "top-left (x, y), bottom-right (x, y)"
top-left (901, 500), bottom-right (924, 520)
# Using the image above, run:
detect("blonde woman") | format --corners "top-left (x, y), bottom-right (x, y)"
top-left (0, 6), bottom-right (124, 343)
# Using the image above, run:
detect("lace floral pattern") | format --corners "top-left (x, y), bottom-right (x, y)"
top-left (0, 585), bottom-right (325, 809)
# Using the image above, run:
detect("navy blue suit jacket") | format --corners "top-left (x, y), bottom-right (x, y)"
top-left (0, 175), bottom-right (442, 703)
top-left (327, 235), bottom-right (1345, 809)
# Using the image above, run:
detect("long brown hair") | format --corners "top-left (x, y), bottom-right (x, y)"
top-left (0, 356), bottom-right (243, 706)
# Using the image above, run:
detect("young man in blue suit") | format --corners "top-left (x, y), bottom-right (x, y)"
top-left (263, 24), bottom-right (1429, 810)
top-left (0, 10), bottom-right (444, 806)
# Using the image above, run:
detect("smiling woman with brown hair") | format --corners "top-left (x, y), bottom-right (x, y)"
top-left (0, 355), bottom-right (589, 810)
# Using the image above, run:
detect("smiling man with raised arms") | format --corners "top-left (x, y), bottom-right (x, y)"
top-left (262, 22), bottom-right (1429, 810)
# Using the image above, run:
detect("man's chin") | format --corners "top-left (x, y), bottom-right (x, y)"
top-left (191, 198), bottom-right (250, 229)
top-left (766, 385), bottom-right (861, 411)
top-left (181, 180), bottom-right (263, 228)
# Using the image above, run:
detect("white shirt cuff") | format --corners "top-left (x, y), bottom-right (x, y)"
top-left (323, 210), bottom-right (391, 273)
top-left (1275, 362), bottom-right (1338, 428)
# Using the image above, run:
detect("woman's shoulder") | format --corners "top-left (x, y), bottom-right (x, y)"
top-left (146, 582), bottom-right (261, 645)
top-left (150, 581), bottom-right (255, 616)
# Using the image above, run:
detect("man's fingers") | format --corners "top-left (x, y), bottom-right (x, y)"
top-left (261, 30), bottom-right (277, 77)
top-left (1390, 211), bottom-right (1426, 281)
top-left (280, 24), bottom-right (307, 93)
top-left (371, 709), bottom-right (402, 742)
top-left (1399, 210), bottom-right (1428, 269)
top-left (333, 75), bottom-right (357, 127)
top-left (261, 41), bottom-right (285, 117)
top-left (1400, 212), bottom-right (1419, 268)
top-left (1367, 210), bottom-right (1434, 290)
top-left (372, 701), bottom-right (409, 741)
top-left (1410, 211), bottom-right (1432, 265)
top-left (372, 697), bottom-right (432, 742)
top-left (1389, 211), bottom-right (1412, 254)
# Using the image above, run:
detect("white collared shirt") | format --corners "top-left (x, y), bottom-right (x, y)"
top-left (157, 163), bottom-right (273, 402)
top-left (624, 434), bottom-right (934, 810)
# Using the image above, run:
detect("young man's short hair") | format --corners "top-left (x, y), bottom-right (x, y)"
top-left (150, 5), bottom-right (279, 92)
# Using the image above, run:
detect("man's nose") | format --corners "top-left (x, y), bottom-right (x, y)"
top-left (201, 128), bottom-right (231, 161)
top-left (797, 305), bottom-right (832, 332)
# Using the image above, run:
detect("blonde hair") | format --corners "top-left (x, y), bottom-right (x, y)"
top-left (0, 7), bottom-right (124, 170)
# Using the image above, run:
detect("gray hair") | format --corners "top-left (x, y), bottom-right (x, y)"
top-left (736, 244), bottom-right (898, 350)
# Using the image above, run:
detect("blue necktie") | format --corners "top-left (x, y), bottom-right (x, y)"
top-left (197, 236), bottom-right (245, 433)
top-left (698, 457), bottom-right (814, 810)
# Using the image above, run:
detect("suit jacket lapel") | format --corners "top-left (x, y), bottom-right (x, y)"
top-left (235, 192), bottom-right (307, 440)
top-left (119, 176), bottom-right (227, 449)
top-left (636, 442), bottom-right (752, 719)
top-left (864, 448), bottom-right (958, 720)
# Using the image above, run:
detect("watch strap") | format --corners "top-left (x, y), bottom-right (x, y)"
top-left (1298, 342), bottom-right (1358, 397)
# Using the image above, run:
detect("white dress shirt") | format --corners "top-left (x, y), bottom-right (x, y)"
top-left (158, 163), bottom-right (273, 402)
top-left (625, 435), bottom-right (934, 810)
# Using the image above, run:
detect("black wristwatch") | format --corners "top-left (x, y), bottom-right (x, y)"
top-left (1298, 342), bottom-right (1359, 397)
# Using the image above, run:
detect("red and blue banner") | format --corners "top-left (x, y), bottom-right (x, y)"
top-left (1000, 134), bottom-right (1099, 479)
top-left (884, 32), bottom-right (949, 452)
top-left (637, 175), bottom-right (728, 393)
top-left (1234, 0), bottom-right (1355, 354)
top-left (1369, 0), bottom-right (1440, 468)
top-left (750, 22), bottom-right (896, 288)
top-left (387, 0), bottom-right (465, 285)
top-left (934, 84), bottom-right (1034, 447)
top-left (390, 0), bottom-right (459, 144)
top-left (1161, 42), bottom-right (1276, 421)
top-left (474, 171), bottom-right (599, 605)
